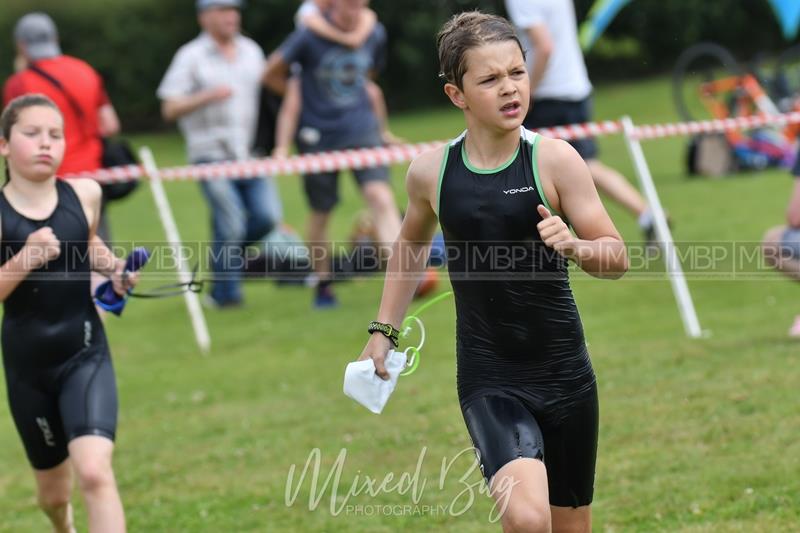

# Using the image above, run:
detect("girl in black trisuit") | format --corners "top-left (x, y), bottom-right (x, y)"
top-left (0, 94), bottom-right (137, 532)
top-left (357, 13), bottom-right (627, 533)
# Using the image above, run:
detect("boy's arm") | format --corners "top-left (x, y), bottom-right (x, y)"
top-left (273, 77), bottom-right (302, 158)
top-left (263, 52), bottom-right (291, 96)
top-left (365, 81), bottom-right (404, 145)
top-left (357, 146), bottom-right (442, 378)
top-left (264, 30), bottom-right (308, 97)
top-left (302, 8), bottom-right (377, 48)
top-left (537, 138), bottom-right (628, 279)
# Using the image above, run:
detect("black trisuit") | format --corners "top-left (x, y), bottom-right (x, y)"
top-left (438, 127), bottom-right (598, 507)
top-left (0, 180), bottom-right (117, 470)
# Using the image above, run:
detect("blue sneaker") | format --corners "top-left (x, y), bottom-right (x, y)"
top-left (314, 284), bottom-right (338, 309)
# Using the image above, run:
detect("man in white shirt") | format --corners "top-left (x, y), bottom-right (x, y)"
top-left (158, 0), bottom-right (281, 308)
top-left (506, 0), bottom-right (656, 243)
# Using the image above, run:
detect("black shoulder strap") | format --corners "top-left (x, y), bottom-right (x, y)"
top-left (27, 63), bottom-right (86, 121)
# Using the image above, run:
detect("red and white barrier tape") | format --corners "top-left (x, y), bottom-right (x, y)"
top-left (155, 142), bottom-right (443, 182)
top-left (64, 164), bottom-right (144, 183)
top-left (536, 120), bottom-right (622, 140)
top-left (61, 112), bottom-right (800, 184)
top-left (632, 112), bottom-right (800, 140)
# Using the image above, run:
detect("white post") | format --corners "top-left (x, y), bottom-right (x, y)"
top-left (620, 116), bottom-right (703, 338)
top-left (139, 147), bottom-right (212, 354)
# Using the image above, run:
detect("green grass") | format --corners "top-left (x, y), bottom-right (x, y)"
top-left (2, 75), bottom-right (800, 532)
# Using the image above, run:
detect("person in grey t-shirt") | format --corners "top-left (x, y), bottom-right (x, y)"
top-left (264, 0), bottom-right (400, 308)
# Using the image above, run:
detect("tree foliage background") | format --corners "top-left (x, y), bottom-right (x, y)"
top-left (0, 0), bottom-right (793, 129)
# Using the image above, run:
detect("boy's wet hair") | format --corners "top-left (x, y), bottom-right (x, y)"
top-left (437, 11), bottom-right (524, 90)
top-left (0, 93), bottom-right (61, 184)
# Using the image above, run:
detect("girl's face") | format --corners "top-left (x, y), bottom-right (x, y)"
top-left (448, 41), bottom-right (529, 131)
top-left (0, 105), bottom-right (65, 182)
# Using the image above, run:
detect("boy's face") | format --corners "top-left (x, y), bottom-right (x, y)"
top-left (447, 41), bottom-right (529, 131)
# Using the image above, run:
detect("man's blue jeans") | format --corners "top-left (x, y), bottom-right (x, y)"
top-left (198, 171), bottom-right (281, 305)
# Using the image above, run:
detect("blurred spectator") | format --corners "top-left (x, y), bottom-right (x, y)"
top-left (296, 0), bottom-right (377, 49)
top-left (762, 147), bottom-right (800, 336)
top-left (505, 0), bottom-right (658, 243)
top-left (3, 12), bottom-right (122, 241)
top-left (264, 0), bottom-right (401, 309)
top-left (272, 0), bottom-right (400, 160)
top-left (158, 0), bottom-right (281, 309)
top-left (297, 1), bottom-right (401, 145)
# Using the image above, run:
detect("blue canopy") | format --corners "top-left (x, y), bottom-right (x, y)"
top-left (768, 0), bottom-right (800, 40)
top-left (579, 0), bottom-right (632, 51)
top-left (580, 0), bottom-right (800, 50)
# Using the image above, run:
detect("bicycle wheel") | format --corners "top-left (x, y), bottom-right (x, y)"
top-left (773, 44), bottom-right (800, 112)
top-left (672, 42), bottom-right (742, 122)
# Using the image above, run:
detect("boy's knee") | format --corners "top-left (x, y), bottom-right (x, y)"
top-left (362, 182), bottom-right (395, 212)
top-left (504, 506), bottom-right (551, 533)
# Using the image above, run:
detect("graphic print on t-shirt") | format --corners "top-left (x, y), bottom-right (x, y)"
top-left (315, 47), bottom-right (371, 107)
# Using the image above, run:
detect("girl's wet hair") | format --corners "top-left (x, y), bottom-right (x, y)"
top-left (0, 93), bottom-right (61, 185)
top-left (437, 11), bottom-right (524, 90)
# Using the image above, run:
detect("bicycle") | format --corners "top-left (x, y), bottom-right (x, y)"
top-left (672, 42), bottom-right (800, 175)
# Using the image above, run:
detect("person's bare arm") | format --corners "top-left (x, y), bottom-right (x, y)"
top-left (302, 8), bottom-right (377, 48)
top-left (273, 77), bottom-right (302, 158)
top-left (97, 103), bottom-right (120, 137)
top-left (161, 86), bottom-right (232, 122)
top-left (786, 179), bottom-right (800, 227)
top-left (0, 226), bottom-right (60, 301)
top-left (364, 80), bottom-right (404, 145)
top-left (69, 179), bottom-right (138, 294)
top-left (357, 146), bottom-right (442, 378)
top-left (13, 54), bottom-right (27, 72)
top-left (526, 24), bottom-right (553, 97)
top-left (537, 138), bottom-right (628, 279)
top-left (263, 52), bottom-right (291, 97)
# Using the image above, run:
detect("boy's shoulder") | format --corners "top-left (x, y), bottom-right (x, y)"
top-left (534, 134), bottom-right (584, 171)
top-left (408, 142), bottom-right (449, 184)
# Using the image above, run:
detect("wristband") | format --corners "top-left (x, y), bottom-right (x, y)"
top-left (368, 320), bottom-right (399, 347)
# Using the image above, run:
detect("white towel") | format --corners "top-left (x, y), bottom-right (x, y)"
top-left (343, 350), bottom-right (407, 414)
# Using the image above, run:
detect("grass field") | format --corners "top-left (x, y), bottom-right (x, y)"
top-left (1, 74), bottom-right (799, 532)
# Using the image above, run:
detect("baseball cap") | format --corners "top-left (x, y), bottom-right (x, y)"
top-left (196, 0), bottom-right (243, 11)
top-left (13, 13), bottom-right (62, 60)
